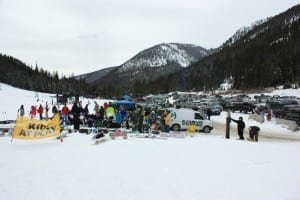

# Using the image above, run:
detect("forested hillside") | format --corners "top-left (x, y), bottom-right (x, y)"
top-left (146, 5), bottom-right (300, 94)
top-left (0, 54), bottom-right (93, 96)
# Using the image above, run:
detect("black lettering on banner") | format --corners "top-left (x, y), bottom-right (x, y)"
top-left (182, 120), bottom-right (202, 127)
top-left (28, 123), bottom-right (35, 129)
top-left (19, 129), bottom-right (26, 136)
top-left (18, 124), bottom-right (57, 138)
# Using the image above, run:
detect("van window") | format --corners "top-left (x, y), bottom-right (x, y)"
top-left (194, 113), bottom-right (204, 120)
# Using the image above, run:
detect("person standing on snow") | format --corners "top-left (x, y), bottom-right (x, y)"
top-left (61, 103), bottom-right (70, 125)
top-left (19, 105), bottom-right (25, 117)
top-left (37, 104), bottom-right (44, 120)
top-left (206, 108), bottom-right (212, 120)
top-left (45, 102), bottom-right (49, 120)
top-left (164, 110), bottom-right (172, 133)
top-left (231, 116), bottom-right (245, 140)
top-left (30, 105), bottom-right (37, 119)
top-left (94, 101), bottom-right (100, 118)
top-left (71, 101), bottom-right (81, 131)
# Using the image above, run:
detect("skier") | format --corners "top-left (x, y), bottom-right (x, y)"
top-left (231, 116), bottom-right (245, 140)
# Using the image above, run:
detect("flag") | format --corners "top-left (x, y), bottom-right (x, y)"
top-left (12, 114), bottom-right (61, 139)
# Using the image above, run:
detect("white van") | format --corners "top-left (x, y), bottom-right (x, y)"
top-left (168, 108), bottom-right (213, 133)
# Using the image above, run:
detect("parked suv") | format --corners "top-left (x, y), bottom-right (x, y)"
top-left (230, 102), bottom-right (256, 114)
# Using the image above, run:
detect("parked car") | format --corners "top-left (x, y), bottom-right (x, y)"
top-left (229, 102), bottom-right (256, 114)
top-left (285, 108), bottom-right (300, 125)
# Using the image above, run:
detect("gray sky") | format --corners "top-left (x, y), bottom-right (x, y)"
top-left (0, 0), bottom-right (298, 76)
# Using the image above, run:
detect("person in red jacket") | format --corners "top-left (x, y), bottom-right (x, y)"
top-left (37, 104), bottom-right (44, 120)
top-left (61, 103), bottom-right (70, 125)
top-left (30, 105), bottom-right (37, 119)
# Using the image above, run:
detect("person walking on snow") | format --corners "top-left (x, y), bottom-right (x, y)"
top-left (231, 116), bottom-right (245, 140)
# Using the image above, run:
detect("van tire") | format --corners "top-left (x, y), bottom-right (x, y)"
top-left (172, 124), bottom-right (181, 132)
top-left (202, 126), bottom-right (211, 133)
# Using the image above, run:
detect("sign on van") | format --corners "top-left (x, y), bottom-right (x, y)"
top-left (170, 112), bottom-right (177, 119)
top-left (182, 120), bottom-right (203, 127)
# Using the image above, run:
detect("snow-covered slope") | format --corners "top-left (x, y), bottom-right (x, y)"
top-left (221, 18), bottom-right (270, 48)
top-left (0, 82), bottom-right (300, 200)
top-left (77, 43), bottom-right (209, 86)
top-left (221, 5), bottom-right (300, 49)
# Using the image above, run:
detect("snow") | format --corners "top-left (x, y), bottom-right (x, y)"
top-left (0, 83), bottom-right (300, 200)
top-left (285, 14), bottom-right (300, 25)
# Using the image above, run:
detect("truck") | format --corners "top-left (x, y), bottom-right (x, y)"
top-left (168, 108), bottom-right (213, 133)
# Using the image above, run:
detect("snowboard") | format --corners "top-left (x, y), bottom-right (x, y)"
top-left (94, 138), bottom-right (108, 144)
top-left (91, 132), bottom-right (108, 144)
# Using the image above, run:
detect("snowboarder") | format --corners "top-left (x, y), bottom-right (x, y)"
top-left (231, 116), bottom-right (245, 140)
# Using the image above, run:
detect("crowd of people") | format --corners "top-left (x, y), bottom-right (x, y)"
top-left (17, 100), bottom-right (260, 141)
top-left (17, 101), bottom-right (175, 133)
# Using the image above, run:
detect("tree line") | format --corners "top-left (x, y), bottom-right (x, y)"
top-left (0, 54), bottom-right (95, 97)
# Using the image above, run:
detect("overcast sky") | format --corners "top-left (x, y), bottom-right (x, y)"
top-left (0, 0), bottom-right (298, 76)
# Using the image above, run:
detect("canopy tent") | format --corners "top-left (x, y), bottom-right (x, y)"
top-left (113, 100), bottom-right (136, 106)
top-left (122, 95), bottom-right (132, 101)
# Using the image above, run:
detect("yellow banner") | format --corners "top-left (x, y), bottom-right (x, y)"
top-left (12, 114), bottom-right (61, 139)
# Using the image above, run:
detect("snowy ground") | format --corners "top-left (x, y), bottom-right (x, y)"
top-left (0, 83), bottom-right (300, 200)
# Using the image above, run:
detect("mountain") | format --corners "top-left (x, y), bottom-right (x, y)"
top-left (115, 43), bottom-right (209, 81)
top-left (80, 43), bottom-right (209, 96)
top-left (76, 66), bottom-right (117, 84)
top-left (81, 43), bottom-right (209, 84)
top-left (119, 43), bottom-right (209, 71)
top-left (145, 4), bottom-right (300, 93)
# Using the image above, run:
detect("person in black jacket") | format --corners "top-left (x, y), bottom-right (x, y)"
top-left (71, 101), bottom-right (81, 131)
top-left (231, 116), bottom-right (245, 140)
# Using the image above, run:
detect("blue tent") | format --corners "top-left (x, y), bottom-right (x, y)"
top-left (113, 99), bottom-right (136, 106)
top-left (122, 95), bottom-right (132, 101)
